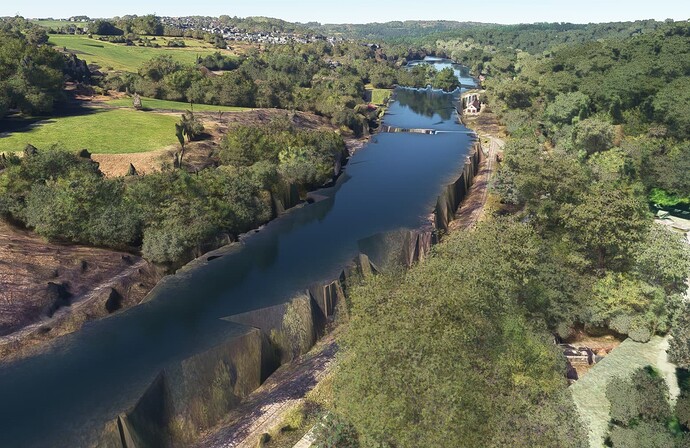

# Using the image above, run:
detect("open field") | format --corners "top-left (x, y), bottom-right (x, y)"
top-left (0, 109), bottom-right (179, 154)
top-left (369, 88), bottom-right (392, 105)
top-left (30, 19), bottom-right (75, 30)
top-left (49, 35), bottom-right (236, 72)
top-left (364, 84), bottom-right (392, 105)
top-left (105, 96), bottom-right (252, 112)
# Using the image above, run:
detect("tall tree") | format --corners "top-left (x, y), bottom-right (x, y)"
top-left (333, 221), bottom-right (587, 447)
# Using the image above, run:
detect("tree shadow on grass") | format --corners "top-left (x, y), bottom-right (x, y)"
top-left (0, 107), bottom-right (108, 137)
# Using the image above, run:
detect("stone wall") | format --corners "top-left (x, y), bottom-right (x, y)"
top-left (433, 141), bottom-right (482, 232)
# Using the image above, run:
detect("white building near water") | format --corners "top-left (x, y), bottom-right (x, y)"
top-left (461, 91), bottom-right (483, 115)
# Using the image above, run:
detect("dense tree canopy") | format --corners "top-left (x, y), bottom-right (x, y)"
top-left (0, 30), bottom-right (65, 117)
top-left (333, 221), bottom-right (588, 447)
top-left (0, 120), bottom-right (343, 266)
top-left (604, 366), bottom-right (688, 447)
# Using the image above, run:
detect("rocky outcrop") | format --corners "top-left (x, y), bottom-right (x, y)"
top-left (63, 53), bottom-right (91, 83)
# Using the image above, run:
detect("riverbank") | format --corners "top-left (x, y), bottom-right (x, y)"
top-left (194, 104), bottom-right (500, 448)
top-left (252, 100), bottom-right (506, 448)
top-left (0, 113), bottom-right (369, 364)
top-left (450, 103), bottom-right (505, 230)
top-left (0, 221), bottom-right (161, 362)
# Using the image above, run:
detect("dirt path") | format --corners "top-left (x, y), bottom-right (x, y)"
top-left (196, 335), bottom-right (337, 448)
top-left (0, 259), bottom-right (148, 356)
top-left (448, 136), bottom-right (503, 231)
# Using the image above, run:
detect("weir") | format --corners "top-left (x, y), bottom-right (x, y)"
top-left (380, 124), bottom-right (476, 135)
top-left (0, 68), bottom-right (479, 447)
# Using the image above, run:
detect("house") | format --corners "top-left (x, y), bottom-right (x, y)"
top-left (462, 92), bottom-right (483, 115)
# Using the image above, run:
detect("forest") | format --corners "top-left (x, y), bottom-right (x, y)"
top-left (324, 20), bottom-right (690, 448)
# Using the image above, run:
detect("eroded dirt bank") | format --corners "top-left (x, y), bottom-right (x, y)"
top-left (0, 221), bottom-right (160, 362)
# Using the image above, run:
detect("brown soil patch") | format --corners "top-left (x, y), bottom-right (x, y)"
top-left (93, 147), bottom-right (176, 177)
top-left (448, 106), bottom-right (505, 231)
top-left (462, 104), bottom-right (505, 139)
top-left (565, 333), bottom-right (623, 379)
top-left (0, 221), bottom-right (159, 362)
top-left (566, 333), bottom-right (623, 353)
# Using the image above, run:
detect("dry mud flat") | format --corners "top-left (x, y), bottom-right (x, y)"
top-left (0, 221), bottom-right (159, 361)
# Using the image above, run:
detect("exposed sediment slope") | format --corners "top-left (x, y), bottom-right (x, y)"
top-left (0, 221), bottom-right (160, 361)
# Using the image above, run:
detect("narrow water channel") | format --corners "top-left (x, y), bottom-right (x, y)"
top-left (0, 72), bottom-right (476, 447)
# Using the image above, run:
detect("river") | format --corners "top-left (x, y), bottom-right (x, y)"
top-left (0, 67), bottom-right (476, 447)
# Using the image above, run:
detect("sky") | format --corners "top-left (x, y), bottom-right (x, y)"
top-left (2, 0), bottom-right (689, 25)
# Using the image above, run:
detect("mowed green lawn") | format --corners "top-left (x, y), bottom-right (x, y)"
top-left (0, 109), bottom-right (179, 154)
top-left (49, 35), bottom-right (234, 72)
top-left (106, 96), bottom-right (252, 112)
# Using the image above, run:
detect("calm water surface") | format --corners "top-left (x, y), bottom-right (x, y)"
top-left (0, 80), bottom-right (475, 447)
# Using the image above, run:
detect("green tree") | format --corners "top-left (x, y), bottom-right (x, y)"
top-left (635, 223), bottom-right (690, 293)
top-left (179, 110), bottom-right (204, 142)
top-left (25, 27), bottom-right (48, 46)
top-left (605, 366), bottom-right (676, 447)
top-left (653, 78), bottom-right (690, 139)
top-left (431, 67), bottom-right (459, 91)
top-left (138, 55), bottom-right (181, 82)
top-left (91, 20), bottom-right (123, 36)
top-left (23, 171), bottom-right (138, 248)
top-left (0, 32), bottom-right (64, 116)
top-left (174, 123), bottom-right (185, 168)
top-left (491, 78), bottom-right (536, 109)
top-left (669, 299), bottom-right (690, 369)
top-left (587, 272), bottom-right (669, 342)
top-left (572, 118), bottom-right (615, 156)
top-left (132, 15), bottom-right (163, 36)
top-left (334, 221), bottom-right (586, 447)
top-left (544, 92), bottom-right (591, 125)
top-left (562, 182), bottom-right (649, 270)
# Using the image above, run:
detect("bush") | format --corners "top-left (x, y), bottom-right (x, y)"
top-left (313, 414), bottom-right (359, 448)
top-left (572, 118), bottom-right (614, 156)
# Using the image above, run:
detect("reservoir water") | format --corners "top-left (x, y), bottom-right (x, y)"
top-left (0, 76), bottom-right (476, 447)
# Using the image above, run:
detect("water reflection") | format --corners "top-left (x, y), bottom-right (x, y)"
top-left (407, 56), bottom-right (477, 88)
top-left (395, 88), bottom-right (456, 120)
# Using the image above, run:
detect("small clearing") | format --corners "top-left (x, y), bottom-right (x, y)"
top-left (571, 336), bottom-right (680, 447)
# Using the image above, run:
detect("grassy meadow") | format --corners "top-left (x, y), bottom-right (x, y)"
top-left (0, 109), bottom-right (179, 154)
top-left (366, 86), bottom-right (392, 105)
top-left (106, 96), bottom-right (252, 112)
top-left (570, 336), bottom-right (680, 447)
top-left (48, 35), bottom-right (235, 72)
top-left (31, 19), bottom-right (75, 30)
